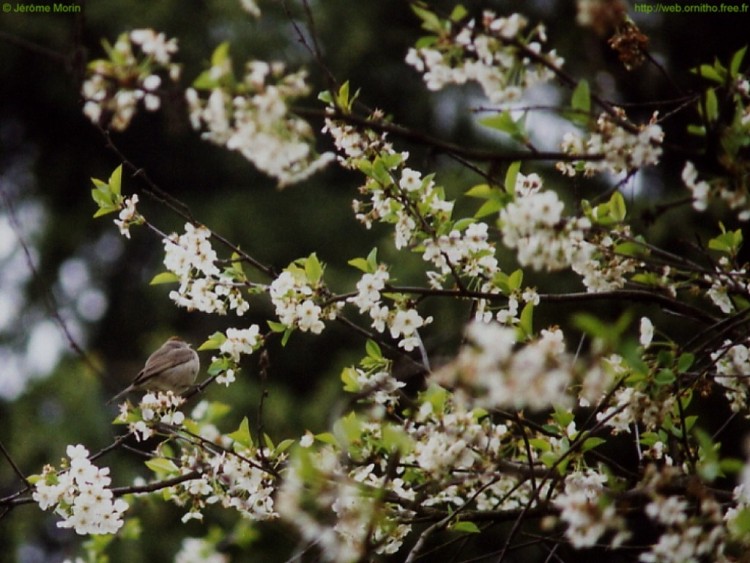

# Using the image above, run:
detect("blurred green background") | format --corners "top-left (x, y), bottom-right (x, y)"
top-left (1, 0), bottom-right (748, 560)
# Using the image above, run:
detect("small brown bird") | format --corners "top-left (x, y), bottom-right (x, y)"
top-left (108, 336), bottom-right (200, 404)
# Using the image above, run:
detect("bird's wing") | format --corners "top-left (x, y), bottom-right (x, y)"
top-left (134, 347), bottom-right (196, 385)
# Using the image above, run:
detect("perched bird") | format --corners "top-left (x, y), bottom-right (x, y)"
top-left (107, 336), bottom-right (200, 404)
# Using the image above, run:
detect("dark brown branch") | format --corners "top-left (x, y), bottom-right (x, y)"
top-left (297, 107), bottom-right (605, 164)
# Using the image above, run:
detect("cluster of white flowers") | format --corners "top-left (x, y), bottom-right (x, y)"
top-left (500, 172), bottom-right (594, 272)
top-left (405, 11), bottom-right (563, 104)
top-left (33, 444), bottom-right (128, 535)
top-left (219, 326), bottom-right (261, 362)
top-left (269, 270), bottom-right (340, 334)
top-left (347, 268), bottom-right (432, 351)
top-left (348, 267), bottom-right (390, 323)
top-left (596, 383), bottom-right (676, 436)
top-left (704, 256), bottom-right (748, 314)
top-left (436, 321), bottom-right (574, 411)
top-left (571, 228), bottom-right (639, 292)
top-left (553, 469), bottom-right (629, 548)
top-left (711, 340), bottom-right (750, 412)
top-left (578, 353), bottom-right (623, 407)
top-left (82, 29), bottom-right (180, 131)
top-left (118, 391), bottom-right (187, 441)
top-left (278, 447), bottom-right (410, 563)
top-left (113, 194), bottom-right (141, 239)
top-left (557, 110), bottom-right (664, 176)
top-left (349, 368), bottom-right (405, 407)
top-left (638, 467), bottom-right (726, 562)
top-left (204, 452), bottom-right (277, 521)
top-left (682, 161), bottom-right (750, 220)
top-left (163, 223), bottom-right (249, 316)
top-left (212, 325), bottom-right (262, 385)
top-left (322, 111), bottom-right (396, 170)
top-left (405, 402), bottom-right (505, 478)
top-left (422, 221), bottom-right (499, 282)
top-left (186, 59), bottom-right (334, 186)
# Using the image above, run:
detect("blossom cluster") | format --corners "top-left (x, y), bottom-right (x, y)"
top-left (33, 445), bottom-right (128, 535)
top-left (637, 466), bottom-right (726, 563)
top-left (113, 194), bottom-right (142, 239)
top-left (347, 266), bottom-right (432, 351)
top-left (322, 110), bottom-right (395, 170)
top-left (435, 321), bottom-right (574, 411)
top-left (211, 325), bottom-right (263, 386)
top-left (557, 109), bottom-right (664, 176)
top-left (82, 29), bottom-right (180, 131)
top-left (278, 446), bottom-right (412, 562)
top-left (499, 172), bottom-right (593, 272)
top-left (269, 263), bottom-right (342, 335)
top-left (683, 161), bottom-right (750, 221)
top-left (186, 51), bottom-right (334, 186)
top-left (712, 339), bottom-right (750, 413)
top-left (176, 449), bottom-right (277, 523)
top-left (405, 11), bottom-right (563, 104)
top-left (163, 223), bottom-right (250, 315)
top-left (553, 469), bottom-right (629, 548)
top-left (118, 391), bottom-right (188, 441)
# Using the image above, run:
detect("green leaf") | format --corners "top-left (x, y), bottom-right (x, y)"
top-left (315, 432), bottom-right (338, 445)
top-left (267, 320), bottom-right (287, 333)
top-left (211, 42), bottom-right (231, 68)
top-left (465, 183), bottom-right (493, 198)
top-left (451, 521), bottom-right (481, 534)
top-left (518, 302), bottom-right (534, 339)
top-left (411, 3), bottom-right (443, 33)
top-left (704, 88), bottom-right (719, 122)
top-left (475, 199), bottom-right (503, 218)
top-left (696, 63), bottom-right (724, 83)
top-left (348, 257), bottom-right (370, 273)
top-left (198, 331), bottom-right (227, 351)
top-left (729, 507), bottom-right (750, 536)
top-left (507, 269), bottom-right (523, 292)
top-left (709, 228), bottom-right (743, 255)
top-left (571, 79), bottom-right (591, 114)
top-left (108, 165), bottom-right (123, 197)
top-left (207, 356), bottom-right (230, 376)
top-left (382, 424), bottom-right (414, 455)
top-left (654, 369), bottom-right (676, 386)
top-left (480, 111), bottom-right (525, 142)
top-left (730, 45), bottom-right (747, 78)
top-left (317, 89), bottom-right (334, 105)
top-left (145, 457), bottom-right (179, 475)
top-left (504, 161), bottom-right (521, 194)
top-left (365, 339), bottom-right (382, 359)
top-left (263, 433), bottom-right (275, 451)
top-left (150, 272), bottom-right (180, 285)
top-left (371, 158), bottom-right (393, 186)
top-left (228, 417), bottom-right (253, 448)
top-left (366, 247), bottom-right (378, 271)
top-left (449, 4), bottom-right (468, 22)
top-left (341, 367), bottom-right (360, 392)
top-left (609, 191), bottom-right (627, 222)
top-left (276, 439), bottom-right (295, 454)
top-left (677, 352), bottom-right (695, 373)
top-left (304, 253), bottom-right (323, 284)
top-left (581, 437), bottom-right (606, 452)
